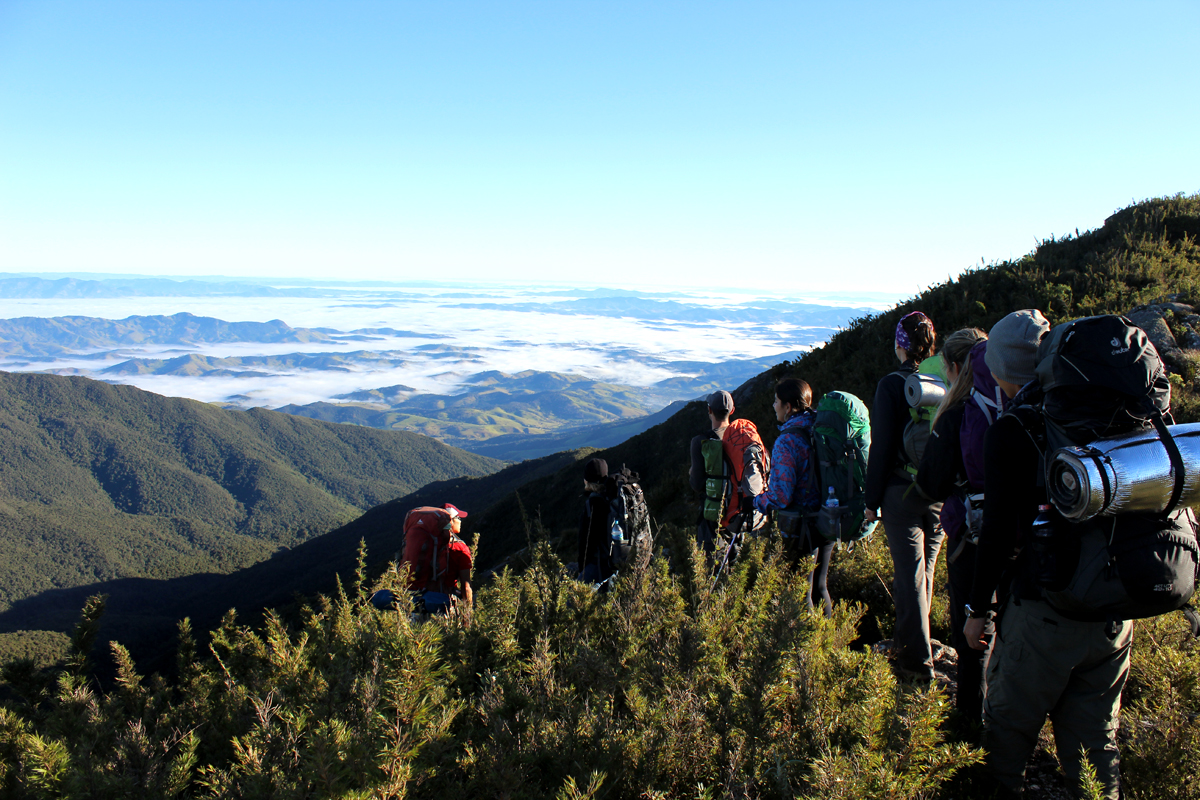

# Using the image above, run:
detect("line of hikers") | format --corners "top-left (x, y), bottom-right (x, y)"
top-left (391, 307), bottom-right (1200, 799)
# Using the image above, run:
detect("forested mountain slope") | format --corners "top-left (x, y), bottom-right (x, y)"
top-left (0, 371), bottom-right (501, 657)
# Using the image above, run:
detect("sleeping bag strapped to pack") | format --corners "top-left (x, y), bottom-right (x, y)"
top-left (1010, 314), bottom-right (1199, 622)
top-left (701, 418), bottom-right (769, 531)
top-left (806, 391), bottom-right (873, 544)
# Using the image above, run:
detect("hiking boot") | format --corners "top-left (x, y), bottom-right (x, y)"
top-left (895, 662), bottom-right (951, 688)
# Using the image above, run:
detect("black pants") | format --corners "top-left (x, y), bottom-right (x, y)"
top-left (784, 532), bottom-right (834, 617)
top-left (947, 537), bottom-right (991, 725)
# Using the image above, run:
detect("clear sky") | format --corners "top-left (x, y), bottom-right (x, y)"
top-left (1, 1), bottom-right (1197, 294)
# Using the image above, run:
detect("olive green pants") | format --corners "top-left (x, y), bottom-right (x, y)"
top-left (982, 596), bottom-right (1132, 799)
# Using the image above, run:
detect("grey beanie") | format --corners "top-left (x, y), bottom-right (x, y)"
top-left (985, 309), bottom-right (1050, 386)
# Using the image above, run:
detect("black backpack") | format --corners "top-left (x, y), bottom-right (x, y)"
top-left (1008, 315), bottom-right (1199, 622)
top-left (601, 466), bottom-right (654, 571)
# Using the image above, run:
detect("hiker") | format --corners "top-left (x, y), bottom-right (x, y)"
top-left (401, 503), bottom-right (473, 617)
top-left (914, 327), bottom-right (990, 728)
top-left (752, 377), bottom-right (832, 615)
top-left (689, 390), bottom-right (768, 562)
top-left (578, 457), bottom-right (616, 583)
top-left (864, 310), bottom-right (945, 681)
top-left (579, 457), bottom-right (655, 584)
top-left (964, 309), bottom-right (1132, 798)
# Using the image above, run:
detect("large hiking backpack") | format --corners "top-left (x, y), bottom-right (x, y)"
top-left (805, 391), bottom-right (873, 545)
top-left (603, 467), bottom-right (654, 571)
top-left (1009, 315), bottom-right (1199, 622)
top-left (961, 340), bottom-right (1005, 491)
top-left (401, 506), bottom-right (454, 593)
top-left (897, 354), bottom-right (946, 474)
top-left (701, 418), bottom-right (769, 531)
top-left (947, 339), bottom-right (1006, 546)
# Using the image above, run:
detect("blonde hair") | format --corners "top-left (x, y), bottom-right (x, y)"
top-left (932, 327), bottom-right (987, 428)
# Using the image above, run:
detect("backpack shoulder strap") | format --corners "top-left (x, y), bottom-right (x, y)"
top-left (1001, 402), bottom-right (1050, 492)
top-left (796, 424), bottom-right (824, 495)
top-left (1002, 403), bottom-right (1046, 453)
top-left (970, 387), bottom-right (1001, 425)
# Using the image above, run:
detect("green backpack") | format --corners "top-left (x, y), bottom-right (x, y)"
top-left (700, 430), bottom-right (728, 524)
top-left (807, 391), bottom-right (873, 544)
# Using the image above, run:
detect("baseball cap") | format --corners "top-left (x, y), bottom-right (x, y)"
top-left (707, 390), bottom-right (734, 414)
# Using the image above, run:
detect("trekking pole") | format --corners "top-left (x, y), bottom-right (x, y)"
top-left (710, 516), bottom-right (745, 592)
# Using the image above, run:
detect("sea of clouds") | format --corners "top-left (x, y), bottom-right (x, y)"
top-left (0, 282), bottom-right (897, 411)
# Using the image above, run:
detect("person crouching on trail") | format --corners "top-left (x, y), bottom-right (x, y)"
top-left (440, 504), bottom-right (473, 613)
top-left (753, 377), bottom-right (832, 616)
top-left (578, 457), bottom-right (616, 583)
top-left (401, 503), bottom-right (473, 618)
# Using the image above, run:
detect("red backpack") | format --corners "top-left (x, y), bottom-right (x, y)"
top-left (401, 506), bottom-right (453, 592)
top-left (719, 419), bottom-right (770, 528)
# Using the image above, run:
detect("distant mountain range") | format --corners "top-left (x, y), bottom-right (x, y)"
top-left (0, 370), bottom-right (501, 664)
top-left (453, 296), bottom-right (874, 326)
top-left (0, 276), bottom-right (335, 299)
top-left (0, 312), bottom-right (444, 358)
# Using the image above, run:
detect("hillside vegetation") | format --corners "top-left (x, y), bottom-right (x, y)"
top-left (0, 371), bottom-right (501, 662)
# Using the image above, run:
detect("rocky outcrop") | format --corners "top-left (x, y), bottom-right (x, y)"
top-left (1127, 295), bottom-right (1200, 381)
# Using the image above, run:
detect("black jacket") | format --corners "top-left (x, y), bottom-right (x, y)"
top-left (865, 360), bottom-right (918, 510)
top-left (969, 409), bottom-right (1041, 609)
top-left (916, 403), bottom-right (966, 502)
top-left (578, 491), bottom-right (613, 571)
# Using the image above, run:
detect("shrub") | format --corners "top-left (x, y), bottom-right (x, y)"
top-left (0, 540), bottom-right (983, 798)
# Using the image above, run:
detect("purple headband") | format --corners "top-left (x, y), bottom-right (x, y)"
top-left (895, 311), bottom-right (927, 351)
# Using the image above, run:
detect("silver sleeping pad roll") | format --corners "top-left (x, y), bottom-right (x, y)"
top-left (1047, 422), bottom-right (1200, 520)
top-left (904, 373), bottom-right (946, 408)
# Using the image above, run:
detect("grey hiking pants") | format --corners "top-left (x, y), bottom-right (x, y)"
top-left (982, 596), bottom-right (1132, 799)
top-left (882, 482), bottom-right (944, 676)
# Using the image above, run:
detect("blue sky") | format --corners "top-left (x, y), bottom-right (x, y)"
top-left (1, 1), bottom-right (1197, 294)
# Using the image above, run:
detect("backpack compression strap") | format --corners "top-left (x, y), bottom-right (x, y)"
top-left (1150, 410), bottom-right (1186, 516)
